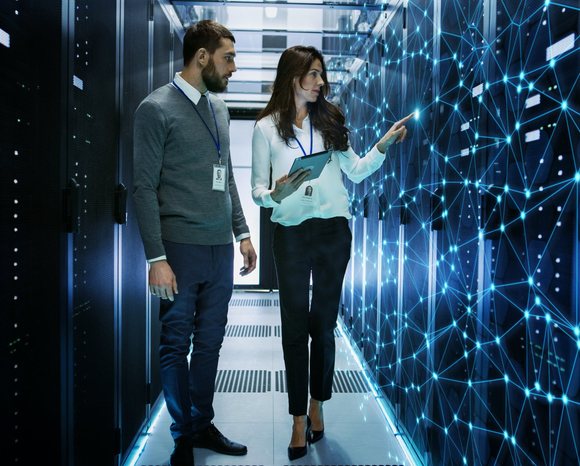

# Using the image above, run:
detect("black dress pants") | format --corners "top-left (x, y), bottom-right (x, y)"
top-left (273, 217), bottom-right (352, 416)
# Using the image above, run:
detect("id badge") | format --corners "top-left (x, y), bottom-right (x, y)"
top-left (212, 164), bottom-right (226, 192)
top-left (301, 185), bottom-right (314, 206)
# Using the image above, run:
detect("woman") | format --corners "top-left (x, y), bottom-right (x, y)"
top-left (251, 45), bottom-right (412, 460)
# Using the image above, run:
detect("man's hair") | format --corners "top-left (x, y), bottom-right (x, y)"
top-left (183, 20), bottom-right (235, 66)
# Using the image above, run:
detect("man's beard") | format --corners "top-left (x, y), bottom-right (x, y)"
top-left (202, 58), bottom-right (228, 93)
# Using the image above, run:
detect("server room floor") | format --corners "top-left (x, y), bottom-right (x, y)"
top-left (131, 291), bottom-right (413, 466)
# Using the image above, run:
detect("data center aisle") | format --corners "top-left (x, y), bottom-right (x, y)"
top-left (132, 291), bottom-right (413, 466)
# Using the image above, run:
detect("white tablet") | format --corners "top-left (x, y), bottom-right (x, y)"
top-left (288, 150), bottom-right (331, 181)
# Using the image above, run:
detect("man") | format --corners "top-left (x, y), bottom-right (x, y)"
top-left (133, 20), bottom-right (257, 466)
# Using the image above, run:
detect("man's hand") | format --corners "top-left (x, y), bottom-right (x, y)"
top-left (149, 260), bottom-right (178, 301)
top-left (376, 113), bottom-right (414, 153)
top-left (270, 168), bottom-right (311, 203)
top-left (239, 238), bottom-right (257, 276)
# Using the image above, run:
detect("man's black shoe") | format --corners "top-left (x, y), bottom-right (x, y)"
top-left (169, 436), bottom-right (194, 466)
top-left (191, 424), bottom-right (248, 456)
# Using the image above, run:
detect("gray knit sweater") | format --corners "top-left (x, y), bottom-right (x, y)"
top-left (133, 83), bottom-right (249, 260)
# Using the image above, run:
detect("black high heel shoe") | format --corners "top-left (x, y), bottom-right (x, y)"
top-left (309, 428), bottom-right (324, 444)
top-left (308, 404), bottom-right (324, 444)
top-left (287, 416), bottom-right (312, 460)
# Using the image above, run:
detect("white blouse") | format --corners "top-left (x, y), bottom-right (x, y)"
top-left (251, 114), bottom-right (387, 226)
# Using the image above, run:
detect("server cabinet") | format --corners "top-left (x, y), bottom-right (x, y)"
top-left (397, 0), bottom-right (437, 459)
top-left (1, 0), bottom-right (168, 464)
top-left (153, 0), bottom-right (172, 92)
top-left (68, 1), bottom-right (119, 463)
top-left (481, 1), bottom-right (580, 464)
top-left (359, 41), bottom-right (384, 372)
top-left (340, 0), bottom-right (579, 464)
top-left (0, 0), bottom-right (66, 463)
top-left (148, 0), bottom-right (173, 413)
top-left (119, 0), bottom-right (154, 462)
top-left (341, 78), bottom-right (364, 344)
top-left (375, 9), bottom-right (406, 405)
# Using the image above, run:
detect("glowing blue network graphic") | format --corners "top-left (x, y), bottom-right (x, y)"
top-left (336, 1), bottom-right (579, 464)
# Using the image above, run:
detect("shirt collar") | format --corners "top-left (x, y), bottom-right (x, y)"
top-left (173, 72), bottom-right (209, 105)
top-left (293, 114), bottom-right (311, 133)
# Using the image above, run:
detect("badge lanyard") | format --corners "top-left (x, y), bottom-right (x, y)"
top-left (295, 122), bottom-right (315, 204)
top-left (172, 81), bottom-right (222, 164)
top-left (294, 123), bottom-right (313, 157)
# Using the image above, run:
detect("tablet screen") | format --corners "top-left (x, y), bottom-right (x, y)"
top-left (288, 150), bottom-right (331, 181)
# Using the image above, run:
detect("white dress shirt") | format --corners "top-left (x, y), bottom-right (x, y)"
top-left (251, 114), bottom-right (387, 226)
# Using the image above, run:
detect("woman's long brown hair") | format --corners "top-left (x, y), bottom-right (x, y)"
top-left (257, 46), bottom-right (350, 152)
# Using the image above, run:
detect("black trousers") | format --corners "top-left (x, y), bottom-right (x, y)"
top-left (273, 217), bottom-right (352, 416)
